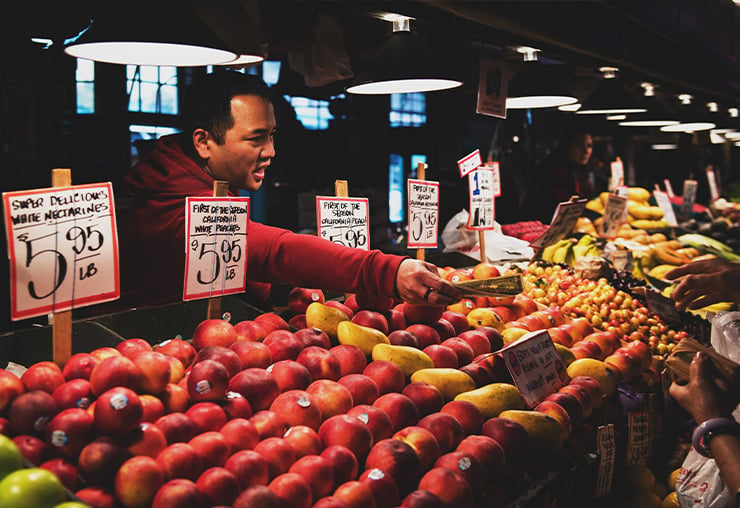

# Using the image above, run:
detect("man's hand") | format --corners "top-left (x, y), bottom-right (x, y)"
top-left (669, 352), bottom-right (733, 424)
top-left (665, 258), bottom-right (740, 310)
top-left (395, 259), bottom-right (463, 306)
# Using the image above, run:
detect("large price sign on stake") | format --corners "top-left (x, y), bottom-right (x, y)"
top-left (316, 196), bottom-right (369, 250)
top-left (407, 179), bottom-right (439, 249)
top-left (184, 197), bottom-right (249, 301)
top-left (3, 183), bottom-right (119, 320)
top-left (467, 168), bottom-right (495, 230)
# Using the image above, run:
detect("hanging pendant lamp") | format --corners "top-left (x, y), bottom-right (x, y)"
top-left (576, 68), bottom-right (646, 115)
top-left (505, 61), bottom-right (577, 109)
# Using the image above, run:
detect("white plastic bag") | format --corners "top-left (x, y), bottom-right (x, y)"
top-left (441, 210), bottom-right (534, 262)
top-left (675, 446), bottom-right (734, 508)
top-left (709, 311), bottom-right (740, 421)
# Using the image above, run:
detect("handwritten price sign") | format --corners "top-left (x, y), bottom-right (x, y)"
top-left (316, 197), bottom-right (369, 250)
top-left (407, 179), bottom-right (439, 249)
top-left (529, 199), bottom-right (587, 250)
top-left (467, 168), bottom-right (495, 230)
top-left (183, 197), bottom-right (249, 301)
top-left (2, 183), bottom-right (119, 320)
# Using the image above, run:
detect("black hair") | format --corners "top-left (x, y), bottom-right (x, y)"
top-left (182, 71), bottom-right (272, 144)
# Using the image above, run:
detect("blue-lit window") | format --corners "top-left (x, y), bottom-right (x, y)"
top-left (262, 61), bottom-right (281, 86)
top-left (390, 93), bottom-right (426, 127)
top-left (75, 59), bottom-right (95, 114)
top-left (129, 125), bottom-right (180, 165)
top-left (127, 65), bottom-right (178, 114)
top-left (284, 95), bottom-right (337, 130)
top-left (389, 154), bottom-right (404, 223)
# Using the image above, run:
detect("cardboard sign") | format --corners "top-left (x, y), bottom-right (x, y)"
top-left (645, 289), bottom-right (681, 324)
top-left (466, 168), bottom-right (495, 230)
top-left (482, 161), bottom-right (502, 197)
top-left (609, 159), bottom-right (624, 190)
top-left (183, 197), bottom-right (249, 301)
top-left (601, 193), bottom-right (628, 239)
top-left (663, 178), bottom-right (675, 198)
top-left (706, 166), bottom-right (719, 202)
top-left (501, 330), bottom-right (569, 407)
top-left (653, 190), bottom-right (678, 227)
top-left (529, 199), bottom-right (587, 250)
top-left (316, 196), bottom-right (370, 250)
top-left (458, 149), bottom-right (482, 178)
top-left (610, 250), bottom-right (633, 273)
top-left (2, 183), bottom-right (119, 320)
top-left (594, 424), bottom-right (616, 498)
top-left (680, 179), bottom-right (698, 218)
top-left (407, 179), bottom-right (439, 249)
top-left (476, 57), bottom-right (508, 119)
top-left (625, 410), bottom-right (652, 465)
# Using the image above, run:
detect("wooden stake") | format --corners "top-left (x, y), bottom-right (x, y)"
top-left (334, 180), bottom-right (351, 301)
top-left (416, 162), bottom-right (427, 262)
top-left (51, 169), bottom-right (72, 367)
top-left (207, 181), bottom-right (229, 320)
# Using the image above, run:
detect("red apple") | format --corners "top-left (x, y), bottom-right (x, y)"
top-left (326, 300), bottom-right (355, 320)
top-left (40, 457), bottom-right (79, 491)
top-left (307, 379), bottom-right (354, 421)
top-left (151, 479), bottom-right (204, 508)
top-left (192, 319), bottom-right (238, 349)
top-left (423, 344), bottom-right (458, 369)
top-left (289, 454), bottom-right (334, 501)
top-left (558, 383), bottom-right (594, 419)
top-left (330, 344), bottom-right (368, 376)
top-left (318, 414), bottom-right (374, 461)
top-left (406, 324), bottom-right (441, 348)
top-left (417, 412), bottom-right (465, 453)
top-left (12, 434), bottom-right (52, 466)
top-left (363, 360), bottom-right (406, 394)
top-left (456, 434), bottom-right (506, 475)
top-left (125, 421), bottom-right (167, 458)
top-left (165, 356), bottom-right (185, 384)
top-left (255, 312), bottom-right (291, 334)
top-left (188, 431), bottom-right (231, 469)
top-left (116, 338), bottom-right (153, 358)
top-left (89, 355), bottom-right (141, 396)
top-left (45, 407), bottom-right (94, 458)
top-left (283, 424), bottom-right (322, 458)
top-left (373, 392), bottom-right (420, 432)
top-left (352, 310), bottom-right (389, 334)
top-left (254, 437), bottom-right (297, 479)
top-left (230, 340), bottom-right (273, 369)
top-left (333, 480), bottom-right (376, 508)
top-left (269, 390), bottom-right (322, 431)
top-left (401, 489), bottom-right (444, 507)
top-left (9, 390), bottom-right (58, 437)
top-left (193, 345), bottom-right (241, 377)
top-left (364, 438), bottom-right (422, 496)
top-left (52, 378), bottom-right (93, 411)
top-left (288, 287), bottom-right (326, 315)
top-left (384, 308), bottom-right (407, 333)
top-left (547, 326), bottom-right (575, 347)
top-left (543, 390), bottom-right (583, 426)
top-left (224, 449), bottom-right (270, 488)
top-left (75, 487), bottom-right (117, 508)
top-left (220, 417), bottom-right (260, 453)
top-left (403, 304), bottom-right (445, 325)
top-left (480, 417), bottom-right (529, 459)
top-left (220, 390), bottom-right (253, 420)
top-left (156, 442), bottom-right (203, 481)
top-left (155, 339), bottom-right (197, 370)
top-left (401, 382), bottom-right (445, 417)
top-left (441, 338), bottom-right (475, 366)
top-left (355, 294), bottom-right (395, 312)
top-left (234, 320), bottom-right (268, 342)
top-left (158, 383), bottom-right (189, 414)
top-left (267, 360), bottom-right (312, 392)
top-left (89, 346), bottom-right (121, 362)
top-left (114, 455), bottom-right (165, 508)
top-left (320, 444), bottom-right (359, 487)
top-left (346, 404), bottom-right (394, 443)
top-left (388, 329), bottom-right (421, 348)
top-left (20, 361), bottom-right (64, 395)
top-left (129, 351), bottom-right (170, 395)
top-left (337, 373), bottom-right (380, 406)
top-left (61, 353), bottom-right (99, 381)
top-left (250, 410), bottom-right (287, 440)
top-left (185, 401), bottom-right (227, 432)
top-left (359, 467), bottom-right (401, 508)
top-left (94, 386), bottom-right (143, 437)
top-left (233, 485), bottom-right (282, 508)
top-left (186, 360), bottom-right (229, 403)
top-left (196, 466), bottom-right (241, 507)
top-left (294, 327), bottom-right (331, 349)
top-left (441, 311), bottom-right (471, 335)
top-left (296, 346), bottom-right (342, 381)
top-left (433, 450), bottom-right (485, 488)
top-left (263, 330), bottom-right (305, 363)
top-left (417, 467), bottom-right (474, 507)
top-left (440, 400), bottom-right (484, 436)
top-left (432, 319), bottom-right (456, 341)
top-left (229, 368), bottom-right (281, 411)
top-left (78, 437), bottom-right (131, 488)
top-left (534, 400), bottom-right (572, 437)
top-left (456, 329), bottom-right (492, 356)
top-left (268, 472), bottom-right (312, 508)
top-left (289, 314), bottom-right (308, 329)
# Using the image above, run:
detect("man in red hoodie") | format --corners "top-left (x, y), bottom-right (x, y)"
top-left (118, 71), bottom-right (461, 310)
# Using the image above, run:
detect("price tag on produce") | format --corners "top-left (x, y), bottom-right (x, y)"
top-left (645, 289), bottom-right (681, 324)
top-left (706, 166), bottom-right (719, 202)
top-left (529, 198), bottom-right (587, 250)
top-left (680, 179), bottom-right (698, 218)
top-left (594, 424), bottom-right (616, 498)
top-left (482, 161), bottom-right (502, 197)
top-left (653, 190), bottom-right (678, 227)
top-left (601, 193), bottom-right (628, 239)
top-left (457, 149), bottom-right (482, 178)
top-left (316, 196), bottom-right (369, 250)
top-left (183, 197), bottom-right (249, 301)
top-left (407, 179), bottom-right (439, 249)
top-left (466, 168), bottom-right (495, 230)
top-left (2, 183), bottom-right (119, 321)
top-left (663, 179), bottom-right (675, 198)
top-left (501, 330), bottom-right (569, 406)
top-left (625, 410), bottom-right (652, 465)
top-left (476, 57), bottom-right (508, 119)
top-left (609, 158), bottom-right (624, 191)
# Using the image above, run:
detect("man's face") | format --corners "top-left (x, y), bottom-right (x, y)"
top-left (206, 94), bottom-right (277, 192)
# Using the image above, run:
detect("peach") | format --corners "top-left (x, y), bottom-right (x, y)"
top-left (255, 312), bottom-right (290, 334)
top-left (270, 390), bottom-right (322, 431)
top-left (392, 425), bottom-right (441, 471)
top-left (330, 344), bottom-right (368, 376)
top-left (320, 444), bottom-right (359, 487)
top-left (296, 346), bottom-right (342, 381)
top-left (289, 454), bottom-right (335, 501)
top-left (401, 382), bottom-right (445, 417)
top-left (373, 392), bottom-right (420, 432)
top-left (318, 414), bottom-right (374, 461)
top-left (406, 324), bottom-right (441, 348)
top-left (263, 330), bottom-right (304, 362)
top-left (114, 455), bottom-right (165, 508)
top-left (333, 480), bottom-right (376, 508)
top-left (267, 360), bottom-right (312, 392)
top-left (363, 360), bottom-right (405, 395)
top-left (188, 431), bottom-right (231, 468)
top-left (352, 310), bottom-right (390, 334)
top-left (185, 401), bottom-right (226, 432)
top-left (151, 478), bottom-right (203, 508)
top-left (417, 412), bottom-right (465, 453)
top-left (196, 467), bottom-right (242, 506)
top-left (283, 425), bottom-right (322, 458)
top-left (456, 434), bottom-right (506, 475)
top-left (254, 437), bottom-right (297, 479)
top-left (423, 345), bottom-right (458, 369)
top-left (434, 450), bottom-right (485, 488)
top-left (156, 339), bottom-right (197, 369)
top-left (440, 338), bottom-right (475, 366)
top-left (455, 329), bottom-right (492, 357)
top-left (440, 400), bottom-right (484, 436)
top-left (359, 467), bottom-right (401, 508)
top-left (417, 467), bottom-right (474, 507)
top-left (232, 485), bottom-right (281, 508)
top-left (250, 410), bottom-right (287, 440)
top-left (388, 329), bottom-right (421, 348)
top-left (364, 438), bottom-right (422, 496)
top-left (401, 489), bottom-right (444, 507)
top-left (346, 404), bottom-right (394, 443)
top-left (229, 368), bottom-right (281, 411)
top-left (306, 379), bottom-right (354, 421)
top-left (192, 319), bottom-right (238, 349)
top-left (220, 417), bottom-right (260, 453)
top-left (440, 311), bottom-right (471, 335)
top-left (234, 320), bottom-right (268, 342)
top-left (480, 417), bottom-right (529, 460)
top-left (224, 449), bottom-right (270, 488)
top-left (337, 374), bottom-right (380, 406)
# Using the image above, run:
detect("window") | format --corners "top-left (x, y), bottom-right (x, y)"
top-left (129, 125), bottom-right (180, 165)
top-left (390, 93), bottom-right (426, 127)
top-left (75, 59), bottom-right (95, 114)
top-left (126, 65), bottom-right (178, 114)
top-left (284, 95), bottom-right (337, 130)
top-left (389, 154), bottom-right (404, 223)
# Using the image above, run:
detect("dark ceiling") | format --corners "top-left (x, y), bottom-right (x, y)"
top-left (3, 1), bottom-right (739, 107)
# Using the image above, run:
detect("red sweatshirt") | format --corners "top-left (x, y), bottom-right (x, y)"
top-left (118, 134), bottom-right (405, 309)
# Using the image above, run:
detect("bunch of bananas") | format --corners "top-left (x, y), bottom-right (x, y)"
top-left (540, 234), bottom-right (600, 266)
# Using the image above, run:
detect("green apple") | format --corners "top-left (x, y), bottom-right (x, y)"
top-left (0, 435), bottom-right (23, 481)
top-left (0, 467), bottom-right (66, 508)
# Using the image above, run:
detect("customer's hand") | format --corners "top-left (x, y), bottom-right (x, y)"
top-left (395, 259), bottom-right (463, 306)
top-left (665, 258), bottom-right (740, 310)
top-left (669, 352), bottom-right (734, 424)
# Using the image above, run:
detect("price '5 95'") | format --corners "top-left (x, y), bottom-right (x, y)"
top-left (17, 224), bottom-right (104, 300)
top-left (191, 237), bottom-right (242, 284)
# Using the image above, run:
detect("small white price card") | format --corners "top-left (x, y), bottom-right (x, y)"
top-left (645, 289), bottom-right (681, 324)
top-left (680, 179), bottom-right (698, 218)
top-left (407, 179), bottom-right (439, 249)
top-left (183, 197), bottom-right (249, 301)
top-left (706, 166), bottom-right (719, 202)
top-left (663, 178), bottom-right (675, 198)
top-left (457, 149), bottom-right (482, 178)
top-left (482, 161), bottom-right (502, 197)
top-left (653, 190), bottom-right (678, 227)
top-left (601, 193), bottom-right (628, 239)
top-left (594, 424), bottom-right (616, 498)
top-left (476, 57), bottom-right (508, 119)
top-left (466, 168), bottom-right (495, 230)
top-left (316, 196), bottom-right (369, 250)
top-left (3, 183), bottom-right (119, 320)
top-left (529, 199), bottom-right (587, 250)
top-left (501, 330), bottom-right (569, 407)
top-left (609, 159), bottom-right (624, 191)
top-left (625, 410), bottom-right (651, 465)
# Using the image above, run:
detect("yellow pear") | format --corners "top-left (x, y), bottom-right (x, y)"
top-left (566, 358), bottom-right (619, 397)
top-left (336, 321), bottom-right (390, 356)
top-left (466, 307), bottom-right (504, 330)
top-left (410, 368), bottom-right (476, 401)
top-left (371, 343), bottom-right (434, 378)
top-left (553, 343), bottom-right (576, 367)
top-left (305, 302), bottom-right (349, 339)
top-left (502, 327), bottom-right (529, 345)
top-left (498, 409), bottom-right (567, 451)
top-left (454, 382), bottom-right (526, 419)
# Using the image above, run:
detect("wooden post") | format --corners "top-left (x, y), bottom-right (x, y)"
top-left (416, 162), bottom-right (427, 262)
top-left (207, 181), bottom-right (229, 320)
top-left (335, 180), bottom-right (351, 301)
top-left (51, 169), bottom-right (72, 367)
